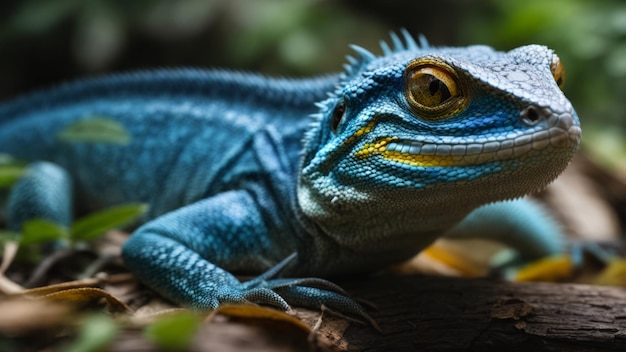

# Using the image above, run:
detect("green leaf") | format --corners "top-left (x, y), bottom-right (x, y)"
top-left (64, 314), bottom-right (119, 352)
top-left (70, 203), bottom-right (148, 241)
top-left (57, 116), bottom-right (131, 145)
top-left (21, 219), bottom-right (69, 245)
top-left (0, 155), bottom-right (27, 189)
top-left (144, 312), bottom-right (201, 351)
top-left (0, 230), bottom-right (20, 246)
top-left (0, 164), bottom-right (26, 189)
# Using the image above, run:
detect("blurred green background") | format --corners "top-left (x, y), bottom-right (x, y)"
top-left (0, 0), bottom-right (624, 169)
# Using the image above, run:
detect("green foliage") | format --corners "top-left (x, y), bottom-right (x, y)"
top-left (0, 231), bottom-right (19, 245)
top-left (0, 154), bottom-right (26, 189)
top-left (0, 165), bottom-right (25, 189)
top-left (5, 203), bottom-right (148, 252)
top-left (70, 203), bottom-right (148, 242)
top-left (63, 314), bottom-right (119, 352)
top-left (0, 151), bottom-right (148, 254)
top-left (57, 116), bottom-right (131, 145)
top-left (218, 0), bottom-right (385, 75)
top-left (0, 155), bottom-right (147, 253)
top-left (21, 219), bottom-right (69, 245)
top-left (143, 312), bottom-right (201, 351)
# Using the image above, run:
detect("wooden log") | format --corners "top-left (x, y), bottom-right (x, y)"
top-left (331, 274), bottom-right (626, 351)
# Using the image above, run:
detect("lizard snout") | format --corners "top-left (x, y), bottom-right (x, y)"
top-left (519, 104), bottom-right (581, 148)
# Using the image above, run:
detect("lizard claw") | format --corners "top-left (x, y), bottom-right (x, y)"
top-left (239, 253), bottom-right (378, 329)
top-left (242, 287), bottom-right (291, 311)
top-left (273, 285), bottom-right (379, 330)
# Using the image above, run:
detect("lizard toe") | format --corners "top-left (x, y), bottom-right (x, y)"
top-left (273, 285), bottom-right (379, 330)
top-left (242, 287), bottom-right (291, 311)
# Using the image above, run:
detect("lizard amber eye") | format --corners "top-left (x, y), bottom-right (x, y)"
top-left (550, 54), bottom-right (566, 89)
top-left (405, 59), bottom-right (468, 120)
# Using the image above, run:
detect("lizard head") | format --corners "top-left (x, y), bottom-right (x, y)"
top-left (297, 31), bottom-right (581, 240)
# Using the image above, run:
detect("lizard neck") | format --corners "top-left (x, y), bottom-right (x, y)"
top-left (293, 182), bottom-right (473, 276)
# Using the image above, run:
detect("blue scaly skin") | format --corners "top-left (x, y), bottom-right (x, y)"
top-left (0, 31), bottom-right (580, 323)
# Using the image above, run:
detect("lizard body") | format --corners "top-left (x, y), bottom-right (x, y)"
top-left (0, 32), bottom-right (580, 319)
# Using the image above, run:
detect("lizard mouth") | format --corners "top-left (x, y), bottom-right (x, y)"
top-left (354, 113), bottom-right (581, 168)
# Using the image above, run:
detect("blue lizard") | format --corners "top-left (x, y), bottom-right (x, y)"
top-left (0, 31), bottom-right (580, 322)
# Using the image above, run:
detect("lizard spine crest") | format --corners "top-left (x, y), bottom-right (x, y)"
top-left (341, 30), bottom-right (429, 81)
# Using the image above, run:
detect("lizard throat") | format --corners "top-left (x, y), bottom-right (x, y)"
top-left (354, 123), bottom-right (581, 168)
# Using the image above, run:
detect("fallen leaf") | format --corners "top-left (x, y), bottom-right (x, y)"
top-left (0, 297), bottom-right (74, 336)
top-left (594, 259), bottom-right (626, 286)
top-left (212, 304), bottom-right (312, 334)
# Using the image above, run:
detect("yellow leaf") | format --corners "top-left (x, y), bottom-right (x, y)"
top-left (594, 259), bottom-right (626, 286)
top-left (514, 255), bottom-right (573, 282)
top-left (213, 304), bottom-right (312, 333)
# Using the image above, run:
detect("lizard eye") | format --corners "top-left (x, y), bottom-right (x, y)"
top-left (330, 99), bottom-right (346, 133)
top-left (405, 59), bottom-right (469, 120)
top-left (550, 54), bottom-right (566, 89)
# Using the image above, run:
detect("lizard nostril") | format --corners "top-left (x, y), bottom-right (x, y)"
top-left (520, 105), bottom-right (543, 126)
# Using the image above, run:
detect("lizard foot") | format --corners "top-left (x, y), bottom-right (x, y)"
top-left (239, 253), bottom-right (378, 329)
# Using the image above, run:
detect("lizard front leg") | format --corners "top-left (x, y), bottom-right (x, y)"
top-left (122, 190), bottom-right (371, 321)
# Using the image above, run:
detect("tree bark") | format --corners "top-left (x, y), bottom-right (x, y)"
top-left (329, 274), bottom-right (626, 351)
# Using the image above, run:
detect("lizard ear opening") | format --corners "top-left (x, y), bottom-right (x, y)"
top-left (405, 59), bottom-right (469, 120)
top-left (330, 99), bottom-right (346, 133)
